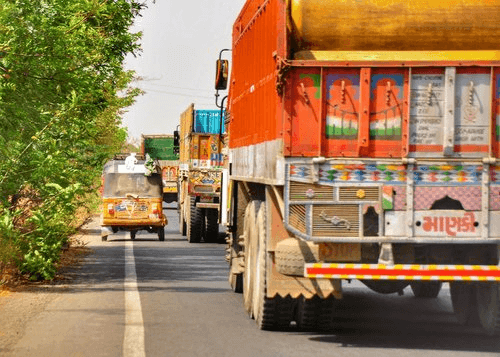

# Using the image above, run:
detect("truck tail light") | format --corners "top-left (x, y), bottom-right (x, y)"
top-left (107, 203), bottom-right (114, 215)
top-left (152, 203), bottom-right (160, 214)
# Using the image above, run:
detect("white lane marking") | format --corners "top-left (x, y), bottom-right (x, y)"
top-left (124, 240), bottom-right (146, 357)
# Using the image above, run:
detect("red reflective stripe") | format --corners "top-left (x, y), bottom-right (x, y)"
top-left (305, 267), bottom-right (500, 278)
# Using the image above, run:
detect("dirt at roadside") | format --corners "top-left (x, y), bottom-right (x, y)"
top-left (0, 216), bottom-right (97, 354)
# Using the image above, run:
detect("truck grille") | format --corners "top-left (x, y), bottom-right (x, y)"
top-left (289, 182), bottom-right (334, 201)
top-left (338, 186), bottom-right (380, 201)
top-left (289, 205), bottom-right (307, 233)
top-left (312, 205), bottom-right (359, 237)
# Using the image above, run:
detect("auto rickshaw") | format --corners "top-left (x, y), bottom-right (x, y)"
top-left (101, 153), bottom-right (167, 241)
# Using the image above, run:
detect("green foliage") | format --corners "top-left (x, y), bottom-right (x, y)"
top-left (0, 0), bottom-right (148, 280)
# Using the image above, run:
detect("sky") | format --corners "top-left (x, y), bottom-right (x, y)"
top-left (122, 0), bottom-right (247, 141)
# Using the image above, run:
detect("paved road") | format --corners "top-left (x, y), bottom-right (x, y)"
top-left (2, 205), bottom-right (500, 356)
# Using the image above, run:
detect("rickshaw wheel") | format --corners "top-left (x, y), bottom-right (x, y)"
top-left (130, 231), bottom-right (136, 240)
top-left (158, 227), bottom-right (165, 241)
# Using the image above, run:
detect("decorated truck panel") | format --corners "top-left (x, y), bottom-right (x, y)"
top-left (220, 0), bottom-right (500, 334)
top-left (177, 104), bottom-right (225, 243)
top-left (141, 134), bottom-right (179, 203)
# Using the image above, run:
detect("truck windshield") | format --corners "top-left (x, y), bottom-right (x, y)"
top-left (103, 173), bottom-right (162, 198)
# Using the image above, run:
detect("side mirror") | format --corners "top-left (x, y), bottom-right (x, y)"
top-left (215, 59), bottom-right (228, 90)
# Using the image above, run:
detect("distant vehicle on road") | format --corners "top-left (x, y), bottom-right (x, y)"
top-left (176, 104), bottom-right (226, 243)
top-left (101, 153), bottom-right (167, 241)
top-left (141, 134), bottom-right (180, 203)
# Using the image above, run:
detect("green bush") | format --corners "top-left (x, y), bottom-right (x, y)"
top-left (0, 0), bottom-right (148, 280)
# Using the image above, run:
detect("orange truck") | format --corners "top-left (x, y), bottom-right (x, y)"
top-left (217, 0), bottom-right (500, 333)
top-left (176, 104), bottom-right (225, 243)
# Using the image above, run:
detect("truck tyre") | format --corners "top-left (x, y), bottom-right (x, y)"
top-left (204, 208), bottom-right (219, 243)
top-left (179, 205), bottom-right (187, 236)
top-left (253, 203), bottom-right (295, 330)
top-left (182, 219), bottom-right (187, 236)
top-left (475, 282), bottom-right (500, 336)
top-left (243, 201), bottom-right (260, 317)
top-left (450, 282), bottom-right (481, 327)
top-left (296, 295), bottom-right (336, 332)
top-left (227, 231), bottom-right (243, 293)
top-left (228, 183), bottom-right (247, 293)
top-left (188, 197), bottom-right (203, 243)
top-left (231, 272), bottom-right (243, 294)
top-left (158, 227), bottom-right (165, 241)
top-left (360, 280), bottom-right (410, 295)
top-left (410, 281), bottom-right (442, 298)
top-left (274, 238), bottom-right (320, 276)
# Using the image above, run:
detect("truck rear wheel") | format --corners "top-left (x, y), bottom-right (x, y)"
top-left (450, 282), bottom-right (481, 327)
top-left (228, 183), bottom-right (247, 293)
top-left (476, 282), bottom-right (500, 336)
top-left (451, 281), bottom-right (500, 335)
top-left (410, 281), bottom-right (442, 298)
top-left (204, 208), bottom-right (219, 243)
top-left (188, 197), bottom-right (203, 243)
top-left (179, 205), bottom-right (187, 236)
top-left (253, 203), bottom-right (295, 330)
top-left (229, 265), bottom-right (243, 293)
top-left (158, 227), bottom-right (165, 241)
top-left (296, 295), bottom-right (336, 332)
top-left (243, 201), bottom-right (260, 316)
top-left (227, 232), bottom-right (243, 293)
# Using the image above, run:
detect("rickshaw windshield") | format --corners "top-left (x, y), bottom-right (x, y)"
top-left (103, 173), bottom-right (162, 198)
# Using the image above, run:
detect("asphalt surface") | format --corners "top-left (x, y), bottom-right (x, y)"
top-left (1, 204), bottom-right (500, 356)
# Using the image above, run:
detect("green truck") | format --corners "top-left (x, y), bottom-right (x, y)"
top-left (140, 134), bottom-right (180, 203)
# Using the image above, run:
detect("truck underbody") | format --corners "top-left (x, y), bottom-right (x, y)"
top-left (226, 172), bottom-right (500, 334)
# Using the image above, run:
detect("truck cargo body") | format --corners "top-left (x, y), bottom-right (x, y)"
top-left (223, 0), bottom-right (500, 333)
top-left (141, 134), bottom-right (179, 203)
top-left (178, 104), bottom-right (226, 243)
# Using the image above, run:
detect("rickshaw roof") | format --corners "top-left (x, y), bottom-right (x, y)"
top-left (103, 159), bottom-right (147, 175)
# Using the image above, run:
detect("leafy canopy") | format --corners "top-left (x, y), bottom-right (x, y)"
top-left (0, 0), bottom-right (148, 279)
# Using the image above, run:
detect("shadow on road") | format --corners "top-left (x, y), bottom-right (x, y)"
top-left (308, 325), bottom-right (500, 353)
